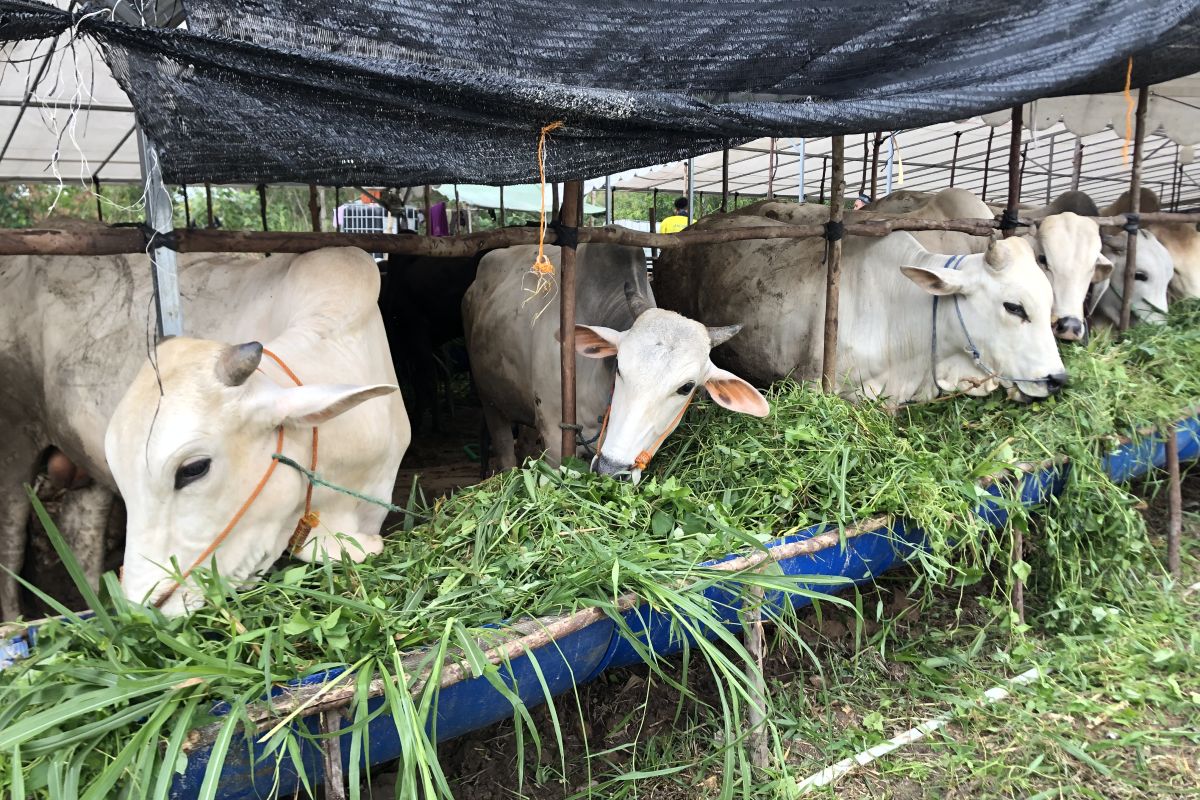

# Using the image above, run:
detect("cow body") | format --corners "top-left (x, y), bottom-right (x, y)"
top-left (1104, 189), bottom-right (1200, 299)
top-left (654, 214), bottom-right (1066, 404)
top-left (0, 244), bottom-right (408, 617)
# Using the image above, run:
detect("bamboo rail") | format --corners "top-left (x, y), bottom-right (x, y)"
top-left (5, 212), bottom-right (1200, 258)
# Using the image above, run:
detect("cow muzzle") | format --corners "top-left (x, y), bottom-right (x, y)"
top-left (1053, 316), bottom-right (1085, 341)
top-left (590, 454), bottom-right (635, 482)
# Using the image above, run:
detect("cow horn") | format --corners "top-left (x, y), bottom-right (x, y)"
top-left (216, 341), bottom-right (264, 387)
top-left (707, 324), bottom-right (742, 347)
top-left (984, 239), bottom-right (1013, 272)
top-left (624, 282), bottom-right (653, 319)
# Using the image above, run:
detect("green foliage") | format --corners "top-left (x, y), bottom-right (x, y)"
top-left (3, 302), bottom-right (1200, 797)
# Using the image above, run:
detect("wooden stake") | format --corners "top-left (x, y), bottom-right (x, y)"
top-left (1071, 138), bottom-right (1084, 192)
top-left (822, 136), bottom-right (845, 394)
top-left (423, 184), bottom-right (432, 236)
top-left (981, 128), bottom-right (995, 202)
top-left (320, 709), bottom-right (347, 800)
top-left (1012, 526), bottom-right (1025, 627)
top-left (819, 156), bottom-right (827, 204)
top-left (1003, 106), bottom-right (1023, 239)
top-left (1120, 86), bottom-right (1150, 331)
top-left (870, 131), bottom-right (883, 201)
top-left (859, 133), bottom-right (869, 192)
top-left (92, 176), bottom-right (104, 222)
top-left (949, 132), bottom-right (962, 188)
top-left (257, 184), bottom-right (268, 231)
top-left (180, 183), bottom-right (191, 229)
top-left (559, 180), bottom-right (582, 461)
top-left (204, 183), bottom-right (214, 228)
top-left (746, 584), bottom-right (769, 769)
top-left (499, 185), bottom-right (506, 227)
top-left (1166, 426), bottom-right (1182, 578)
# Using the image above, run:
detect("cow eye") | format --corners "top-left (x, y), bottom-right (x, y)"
top-left (1003, 302), bottom-right (1029, 321)
top-left (1135, 270), bottom-right (1149, 282)
top-left (1036, 255), bottom-right (1048, 267)
top-left (677, 381), bottom-right (696, 396)
top-left (174, 458), bottom-right (211, 490)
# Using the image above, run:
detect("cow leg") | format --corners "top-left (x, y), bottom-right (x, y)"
top-left (0, 434), bottom-right (41, 621)
top-left (481, 405), bottom-right (517, 471)
top-left (53, 484), bottom-right (115, 596)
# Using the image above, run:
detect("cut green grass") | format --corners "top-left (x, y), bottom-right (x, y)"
top-left (5, 302), bottom-right (1200, 798)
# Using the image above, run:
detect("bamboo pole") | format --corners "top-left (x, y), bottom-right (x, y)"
top-left (423, 185), bottom-right (432, 236)
top-left (859, 133), bottom-right (869, 191)
top-left (321, 710), bottom-right (347, 800)
top-left (721, 143), bottom-right (730, 211)
top-left (1002, 106), bottom-right (1023, 239)
top-left (92, 177), bottom-right (103, 222)
top-left (767, 138), bottom-right (776, 199)
top-left (499, 185), bottom-right (506, 227)
top-left (180, 183), bottom-right (191, 229)
top-left (334, 186), bottom-right (341, 232)
top-left (559, 180), bottom-right (582, 461)
top-left (1166, 426), bottom-right (1182, 578)
top-left (308, 184), bottom-right (321, 232)
top-left (822, 136), bottom-right (845, 393)
top-left (949, 132), bottom-right (962, 188)
top-left (746, 583), bottom-right (769, 769)
top-left (1071, 138), bottom-right (1084, 192)
top-left (1120, 86), bottom-right (1150, 331)
top-left (819, 156), bottom-right (827, 204)
top-left (870, 131), bottom-right (883, 201)
top-left (1012, 527), bottom-right (1025, 626)
top-left (257, 184), bottom-right (268, 231)
top-left (204, 183), bottom-right (214, 228)
top-left (981, 128), bottom-right (995, 201)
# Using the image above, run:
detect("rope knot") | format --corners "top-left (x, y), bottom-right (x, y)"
top-left (998, 208), bottom-right (1021, 232)
top-left (823, 220), bottom-right (844, 242)
top-left (1123, 213), bottom-right (1140, 235)
top-left (288, 510), bottom-right (320, 555)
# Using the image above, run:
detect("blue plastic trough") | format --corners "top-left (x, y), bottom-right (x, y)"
top-left (5, 417), bottom-right (1198, 798)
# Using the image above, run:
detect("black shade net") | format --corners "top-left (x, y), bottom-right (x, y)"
top-left (3, 0), bottom-right (1200, 186)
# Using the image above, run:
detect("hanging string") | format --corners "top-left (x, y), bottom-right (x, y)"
top-left (1122, 57), bottom-right (1134, 165)
top-left (523, 120), bottom-right (564, 321)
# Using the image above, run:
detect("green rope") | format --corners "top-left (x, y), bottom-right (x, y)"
top-left (272, 453), bottom-right (430, 522)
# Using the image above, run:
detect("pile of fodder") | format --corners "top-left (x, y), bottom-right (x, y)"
top-left (3, 301), bottom-right (1199, 798)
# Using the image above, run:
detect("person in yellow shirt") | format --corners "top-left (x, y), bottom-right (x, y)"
top-left (659, 196), bottom-right (690, 233)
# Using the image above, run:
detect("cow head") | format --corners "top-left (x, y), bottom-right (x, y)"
top-left (1094, 231), bottom-right (1173, 326)
top-left (1030, 212), bottom-right (1112, 341)
top-left (106, 338), bottom-right (396, 615)
top-left (575, 285), bottom-right (768, 482)
top-left (901, 237), bottom-right (1068, 402)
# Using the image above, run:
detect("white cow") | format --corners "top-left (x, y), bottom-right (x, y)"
top-left (462, 243), bottom-right (768, 482)
top-left (867, 189), bottom-right (1112, 341)
top-left (654, 214), bottom-right (1067, 404)
top-left (1104, 189), bottom-right (1200, 299)
top-left (1046, 191), bottom-right (1174, 328)
top-left (0, 242), bottom-right (407, 617)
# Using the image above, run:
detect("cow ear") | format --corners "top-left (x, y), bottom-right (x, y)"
top-left (575, 325), bottom-right (621, 358)
top-left (1091, 253), bottom-right (1114, 283)
top-left (255, 383), bottom-right (397, 427)
top-left (703, 366), bottom-right (769, 418)
top-left (900, 265), bottom-right (967, 296)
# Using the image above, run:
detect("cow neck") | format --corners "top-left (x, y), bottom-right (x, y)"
top-left (152, 348), bottom-right (318, 610)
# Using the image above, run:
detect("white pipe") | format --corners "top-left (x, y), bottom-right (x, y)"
top-left (796, 666), bottom-right (1045, 793)
top-left (797, 138), bottom-right (806, 203)
top-left (885, 134), bottom-right (895, 197)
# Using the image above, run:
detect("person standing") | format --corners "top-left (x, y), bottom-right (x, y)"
top-left (659, 196), bottom-right (690, 233)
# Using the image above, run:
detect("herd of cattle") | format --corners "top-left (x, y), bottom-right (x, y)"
top-left (1, 186), bottom-right (1194, 617)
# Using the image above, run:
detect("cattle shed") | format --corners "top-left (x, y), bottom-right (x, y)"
top-left (4, 1), bottom-right (1200, 797)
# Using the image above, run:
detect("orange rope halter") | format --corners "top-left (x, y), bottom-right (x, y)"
top-left (592, 379), bottom-right (696, 473)
top-left (152, 348), bottom-right (318, 609)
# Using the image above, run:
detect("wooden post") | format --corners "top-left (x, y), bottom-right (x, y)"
top-left (552, 182), bottom-right (560, 220)
top-left (1071, 138), bottom-right (1084, 192)
top-left (1045, 134), bottom-right (1057, 205)
top-left (453, 184), bottom-right (462, 234)
top-left (308, 184), bottom-right (321, 232)
top-left (1166, 425), bottom-right (1182, 578)
top-left (333, 186), bottom-right (341, 232)
top-left (949, 132), bottom-right (962, 188)
top-left (257, 184), bottom-right (268, 231)
top-left (819, 156), bottom-right (827, 204)
top-left (499, 185), bottom-right (506, 227)
top-left (981, 128), bottom-right (996, 202)
top-left (821, 136), bottom-right (845, 393)
top-left (204, 183), bottom-right (214, 228)
top-left (870, 131), bottom-right (883, 201)
top-left (92, 177), bottom-right (104, 222)
top-left (320, 710), bottom-right (347, 800)
top-left (137, 130), bottom-right (183, 337)
top-left (721, 143), bottom-right (730, 211)
top-left (1120, 86), bottom-right (1149, 331)
top-left (423, 185), bottom-right (432, 236)
top-left (1002, 106), bottom-right (1023, 239)
top-left (559, 180), bottom-right (582, 461)
top-left (179, 183), bottom-right (191, 229)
